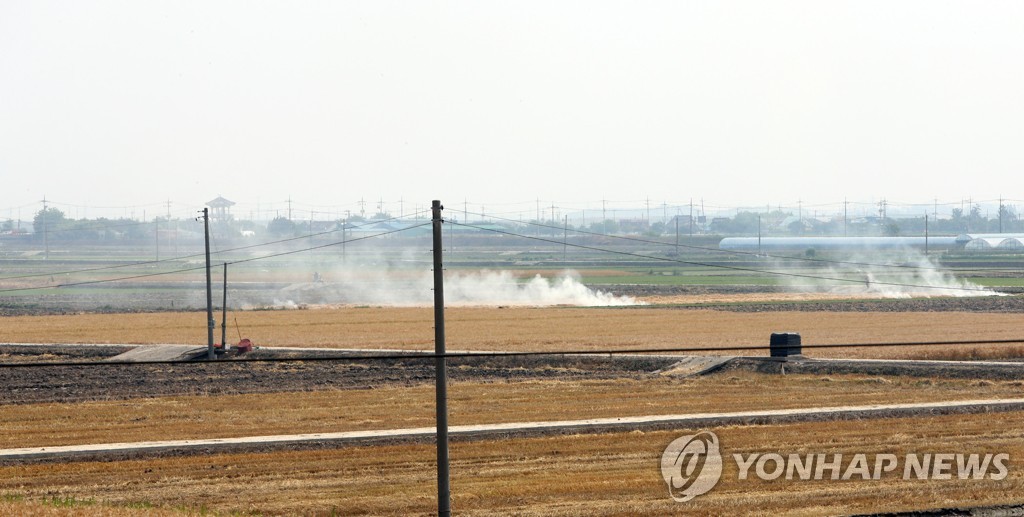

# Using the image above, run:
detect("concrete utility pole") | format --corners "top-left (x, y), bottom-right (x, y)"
top-left (689, 199), bottom-right (694, 237)
top-left (42, 196), bottom-right (49, 260)
top-left (431, 200), bottom-right (451, 517)
top-left (221, 263), bottom-right (228, 350)
top-left (675, 216), bottom-right (679, 253)
top-left (201, 208), bottom-right (214, 360)
top-left (999, 196), bottom-right (1004, 233)
top-left (844, 198), bottom-right (848, 237)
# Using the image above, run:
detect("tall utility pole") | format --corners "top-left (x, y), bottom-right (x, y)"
top-left (431, 200), bottom-right (451, 517)
top-left (536, 198), bottom-right (541, 237)
top-left (689, 199), bottom-right (694, 238)
top-left (221, 263), bottom-right (228, 350)
top-left (42, 196), bottom-right (49, 260)
top-left (844, 198), bottom-right (848, 237)
top-left (675, 216), bottom-right (679, 254)
top-left (550, 203), bottom-right (556, 237)
top-left (999, 196), bottom-right (1004, 233)
top-left (757, 215), bottom-right (762, 256)
top-left (288, 196), bottom-right (293, 220)
top-left (925, 214), bottom-right (929, 256)
top-left (201, 208), bottom-right (214, 360)
top-left (563, 214), bottom-right (568, 262)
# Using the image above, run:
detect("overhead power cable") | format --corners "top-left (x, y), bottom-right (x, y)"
top-left (0, 211), bottom-right (430, 282)
top-left (2, 337), bottom-right (1024, 369)
top-left (0, 223), bottom-right (429, 294)
top-left (468, 210), bottom-right (1022, 276)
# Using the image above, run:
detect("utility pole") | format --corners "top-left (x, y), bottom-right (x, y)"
top-left (844, 198), bottom-right (848, 237)
top-left (563, 214), bottom-right (568, 262)
top-left (925, 214), bottom-right (929, 256)
top-left (42, 196), bottom-right (49, 260)
top-left (221, 263), bottom-right (228, 350)
top-left (999, 196), bottom-right (1004, 233)
top-left (536, 198), bottom-right (541, 237)
top-left (201, 208), bottom-right (214, 360)
top-left (431, 200), bottom-right (451, 517)
top-left (550, 203), bottom-right (556, 238)
top-left (675, 216), bottom-right (679, 254)
top-left (758, 215), bottom-right (762, 255)
top-left (288, 196), bottom-right (293, 220)
top-left (689, 198), bottom-right (694, 238)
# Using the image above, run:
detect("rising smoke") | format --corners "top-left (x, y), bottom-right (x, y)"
top-left (787, 250), bottom-right (998, 298)
top-left (242, 254), bottom-right (642, 308)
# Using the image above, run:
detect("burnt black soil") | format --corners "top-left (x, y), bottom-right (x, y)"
top-left (0, 346), bottom-right (676, 405)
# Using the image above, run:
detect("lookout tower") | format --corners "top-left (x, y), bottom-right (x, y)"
top-left (207, 196), bottom-right (235, 222)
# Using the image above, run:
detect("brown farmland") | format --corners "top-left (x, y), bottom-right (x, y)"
top-left (2, 305), bottom-right (1023, 360)
top-left (3, 299), bottom-right (1024, 515)
top-left (2, 411), bottom-right (1023, 515)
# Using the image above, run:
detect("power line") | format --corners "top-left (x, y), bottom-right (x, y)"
top-left (0, 211), bottom-right (430, 283)
top-left (3, 337), bottom-right (1024, 369)
top-left (470, 210), bottom-right (1023, 276)
top-left (0, 223), bottom-right (430, 294)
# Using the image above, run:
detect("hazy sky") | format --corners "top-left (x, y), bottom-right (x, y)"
top-left (3, 1), bottom-right (1023, 220)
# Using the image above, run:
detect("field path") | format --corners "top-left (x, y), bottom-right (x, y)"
top-left (4, 397), bottom-right (1024, 461)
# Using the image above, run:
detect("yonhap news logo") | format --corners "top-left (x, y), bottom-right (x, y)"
top-left (660, 431), bottom-right (723, 502)
top-left (661, 430), bottom-right (1010, 503)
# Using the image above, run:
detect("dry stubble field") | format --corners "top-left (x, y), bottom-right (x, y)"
top-left (2, 300), bottom-right (1024, 514)
top-left (3, 304), bottom-right (1024, 360)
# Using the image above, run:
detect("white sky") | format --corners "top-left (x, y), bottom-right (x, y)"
top-left (2, 1), bottom-right (1023, 221)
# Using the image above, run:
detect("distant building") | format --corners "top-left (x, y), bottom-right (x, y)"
top-left (207, 196), bottom-right (235, 222)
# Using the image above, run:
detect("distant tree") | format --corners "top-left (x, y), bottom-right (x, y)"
top-left (646, 221), bottom-right (667, 236)
top-left (589, 220), bottom-right (619, 234)
top-left (1, 219), bottom-right (12, 232)
top-left (267, 216), bottom-right (296, 237)
top-left (883, 221), bottom-right (900, 236)
top-left (33, 207), bottom-right (67, 237)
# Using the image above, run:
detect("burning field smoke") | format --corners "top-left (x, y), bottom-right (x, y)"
top-left (243, 256), bottom-right (643, 308)
top-left (443, 270), bottom-right (642, 307)
top-left (787, 251), bottom-right (999, 298)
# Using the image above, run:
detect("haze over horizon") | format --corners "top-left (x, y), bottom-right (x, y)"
top-left (3, 1), bottom-right (1023, 220)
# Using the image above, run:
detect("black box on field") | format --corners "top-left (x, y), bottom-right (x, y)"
top-left (770, 332), bottom-right (802, 358)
